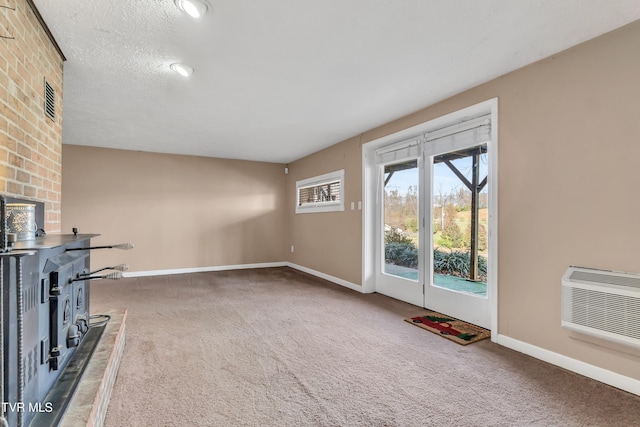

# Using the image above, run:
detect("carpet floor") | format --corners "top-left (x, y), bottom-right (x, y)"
top-left (90, 267), bottom-right (640, 426)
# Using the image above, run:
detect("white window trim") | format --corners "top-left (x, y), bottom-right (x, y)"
top-left (296, 169), bottom-right (345, 214)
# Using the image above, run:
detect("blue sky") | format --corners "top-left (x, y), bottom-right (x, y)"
top-left (385, 155), bottom-right (488, 196)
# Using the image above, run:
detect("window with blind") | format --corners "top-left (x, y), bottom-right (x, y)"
top-left (296, 169), bottom-right (344, 213)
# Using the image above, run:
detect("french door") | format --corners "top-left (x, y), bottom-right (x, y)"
top-left (375, 116), bottom-right (493, 329)
top-left (375, 153), bottom-right (424, 307)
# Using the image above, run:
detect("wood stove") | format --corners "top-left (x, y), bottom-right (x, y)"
top-left (1, 197), bottom-right (129, 427)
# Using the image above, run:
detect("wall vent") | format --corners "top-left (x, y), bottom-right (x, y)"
top-left (44, 78), bottom-right (56, 121)
top-left (561, 266), bottom-right (640, 349)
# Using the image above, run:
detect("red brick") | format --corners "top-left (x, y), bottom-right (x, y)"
top-left (23, 185), bottom-right (36, 197)
top-left (8, 122), bottom-right (25, 141)
top-left (6, 180), bottom-right (22, 195)
top-left (1, 102), bottom-right (19, 124)
top-left (0, 50), bottom-right (7, 70)
top-left (0, 72), bottom-right (8, 92)
top-left (24, 158), bottom-right (37, 173)
top-left (16, 142), bottom-right (31, 158)
top-left (16, 169), bottom-right (30, 183)
top-left (8, 152), bottom-right (24, 168)
top-left (0, 162), bottom-right (14, 178)
top-left (4, 134), bottom-right (19, 151)
top-left (31, 150), bottom-right (43, 165)
top-left (31, 175), bottom-right (43, 188)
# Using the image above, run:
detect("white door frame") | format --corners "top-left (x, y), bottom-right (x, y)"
top-left (362, 98), bottom-right (498, 336)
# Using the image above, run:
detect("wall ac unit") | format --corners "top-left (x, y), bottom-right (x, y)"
top-left (561, 266), bottom-right (640, 349)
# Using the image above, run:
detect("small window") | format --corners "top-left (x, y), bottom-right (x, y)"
top-left (296, 170), bottom-right (344, 214)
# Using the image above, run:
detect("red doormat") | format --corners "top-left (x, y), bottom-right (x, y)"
top-left (405, 311), bottom-right (490, 345)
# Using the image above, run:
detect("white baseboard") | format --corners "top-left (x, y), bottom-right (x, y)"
top-left (122, 262), bottom-right (363, 296)
top-left (285, 263), bottom-right (363, 292)
top-left (496, 334), bottom-right (640, 396)
top-left (123, 262), bottom-right (287, 278)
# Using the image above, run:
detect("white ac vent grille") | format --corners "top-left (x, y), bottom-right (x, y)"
top-left (44, 79), bottom-right (55, 121)
top-left (561, 266), bottom-right (640, 348)
top-left (568, 270), bottom-right (640, 289)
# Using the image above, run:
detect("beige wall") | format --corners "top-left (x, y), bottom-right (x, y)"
top-left (286, 135), bottom-right (363, 285)
top-left (62, 145), bottom-right (288, 272)
top-left (0, 0), bottom-right (64, 231)
top-left (289, 20), bottom-right (640, 381)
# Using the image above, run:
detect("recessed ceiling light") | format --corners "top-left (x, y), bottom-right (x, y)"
top-left (174, 0), bottom-right (210, 18)
top-left (170, 63), bottom-right (194, 77)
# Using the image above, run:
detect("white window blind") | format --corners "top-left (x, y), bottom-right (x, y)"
top-left (299, 180), bottom-right (341, 205)
top-left (375, 115), bottom-right (491, 166)
top-left (376, 137), bottom-right (421, 165)
top-left (296, 169), bottom-right (345, 213)
top-left (424, 115), bottom-right (491, 153)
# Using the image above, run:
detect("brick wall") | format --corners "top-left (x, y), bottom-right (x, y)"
top-left (1, 0), bottom-right (64, 232)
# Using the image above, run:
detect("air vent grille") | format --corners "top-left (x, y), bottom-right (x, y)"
top-left (561, 266), bottom-right (640, 349)
top-left (44, 79), bottom-right (55, 121)
top-left (569, 270), bottom-right (640, 289)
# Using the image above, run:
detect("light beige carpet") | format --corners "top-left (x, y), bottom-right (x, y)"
top-left (91, 267), bottom-right (640, 426)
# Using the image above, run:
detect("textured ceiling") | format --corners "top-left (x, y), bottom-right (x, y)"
top-left (32, 0), bottom-right (640, 164)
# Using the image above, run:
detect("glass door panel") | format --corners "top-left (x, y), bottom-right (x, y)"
top-left (432, 145), bottom-right (488, 297)
top-left (376, 158), bottom-right (424, 307)
top-left (426, 143), bottom-right (490, 328)
top-left (383, 160), bottom-right (419, 281)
